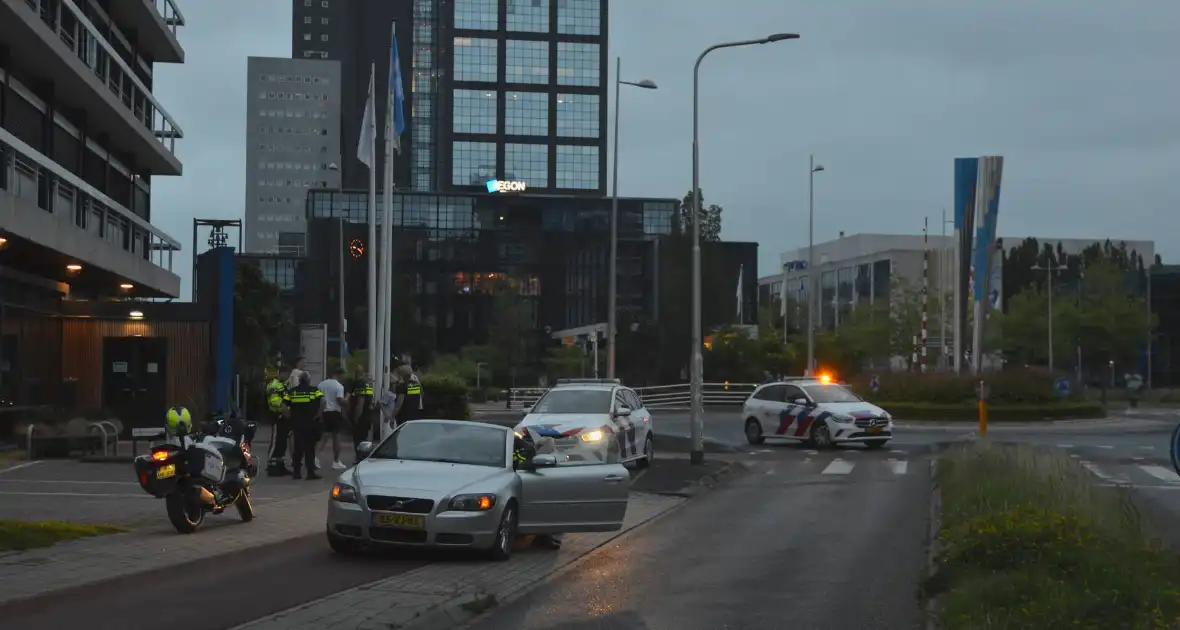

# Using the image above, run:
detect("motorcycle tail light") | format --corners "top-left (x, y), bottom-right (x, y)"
top-left (151, 450), bottom-right (171, 461)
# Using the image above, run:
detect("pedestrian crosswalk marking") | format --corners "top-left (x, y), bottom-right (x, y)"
top-left (1080, 461), bottom-right (1113, 480)
top-left (1139, 465), bottom-right (1180, 482)
top-left (888, 459), bottom-right (907, 475)
top-left (821, 459), bottom-right (855, 475)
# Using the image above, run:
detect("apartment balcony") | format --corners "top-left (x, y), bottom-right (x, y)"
top-left (0, 127), bottom-right (182, 298)
top-left (105, 0), bottom-right (185, 64)
top-left (0, 0), bottom-right (184, 175)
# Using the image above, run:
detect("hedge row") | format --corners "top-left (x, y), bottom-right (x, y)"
top-left (845, 370), bottom-right (1073, 405)
top-left (419, 373), bottom-right (471, 420)
top-left (880, 401), bottom-right (1106, 422)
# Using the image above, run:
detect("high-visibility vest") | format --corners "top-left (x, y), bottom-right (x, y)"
top-left (266, 379), bottom-right (286, 412)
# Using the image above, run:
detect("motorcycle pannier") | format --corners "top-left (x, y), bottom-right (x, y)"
top-left (191, 443), bottom-right (227, 484)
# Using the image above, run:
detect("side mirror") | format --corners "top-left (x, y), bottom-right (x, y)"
top-left (356, 441), bottom-right (374, 456)
top-left (614, 406), bottom-right (632, 417)
top-left (791, 397), bottom-right (811, 406)
top-left (530, 454), bottom-right (558, 468)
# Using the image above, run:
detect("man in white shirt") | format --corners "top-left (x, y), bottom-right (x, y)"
top-left (287, 356), bottom-right (309, 389)
top-left (317, 367), bottom-right (349, 469)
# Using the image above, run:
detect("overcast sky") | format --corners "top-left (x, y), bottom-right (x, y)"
top-left (152, 0), bottom-right (1180, 296)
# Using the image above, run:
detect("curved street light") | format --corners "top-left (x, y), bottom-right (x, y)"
top-left (689, 33), bottom-right (800, 465)
top-left (608, 58), bottom-right (658, 380)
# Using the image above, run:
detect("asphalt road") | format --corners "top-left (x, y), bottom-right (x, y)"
top-left (466, 448), bottom-right (933, 630)
top-left (0, 533), bottom-right (428, 630)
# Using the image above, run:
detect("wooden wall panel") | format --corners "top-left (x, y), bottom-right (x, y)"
top-left (61, 320), bottom-right (210, 418)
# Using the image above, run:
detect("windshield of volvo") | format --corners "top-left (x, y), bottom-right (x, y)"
top-left (803, 384), bottom-right (864, 404)
top-left (531, 389), bottom-right (613, 414)
top-left (369, 421), bottom-right (507, 468)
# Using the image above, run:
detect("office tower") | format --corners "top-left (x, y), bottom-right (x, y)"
top-left (244, 57), bottom-right (342, 254)
top-left (291, 0), bottom-right (608, 196)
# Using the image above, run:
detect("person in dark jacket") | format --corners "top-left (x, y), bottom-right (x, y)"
top-left (282, 371), bottom-right (325, 480)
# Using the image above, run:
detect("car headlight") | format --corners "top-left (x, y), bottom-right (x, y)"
top-left (580, 429), bottom-right (605, 442)
top-left (331, 483), bottom-right (358, 503)
top-left (448, 494), bottom-right (497, 511)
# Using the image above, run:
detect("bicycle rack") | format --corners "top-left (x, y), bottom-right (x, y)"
top-left (25, 424), bottom-right (36, 460)
top-left (85, 422), bottom-right (113, 457)
top-left (98, 421), bottom-right (120, 456)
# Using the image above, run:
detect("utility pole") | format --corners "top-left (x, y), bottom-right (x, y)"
top-left (921, 216), bottom-right (929, 373)
top-left (1032, 262), bottom-right (1066, 373)
top-left (939, 209), bottom-right (951, 369)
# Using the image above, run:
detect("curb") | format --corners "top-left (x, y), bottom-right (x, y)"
top-left (924, 457), bottom-right (942, 630)
top-left (637, 459), bottom-right (750, 499)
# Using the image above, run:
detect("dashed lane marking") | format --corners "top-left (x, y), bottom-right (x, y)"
top-left (821, 459), bottom-right (855, 475)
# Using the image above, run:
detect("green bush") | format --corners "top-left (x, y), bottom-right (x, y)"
top-left (846, 370), bottom-right (1068, 405)
top-left (880, 401), bottom-right (1105, 421)
top-left (928, 443), bottom-right (1180, 629)
top-left (419, 373), bottom-right (470, 420)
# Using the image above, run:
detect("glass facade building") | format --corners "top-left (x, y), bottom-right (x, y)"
top-left (300, 189), bottom-right (674, 355)
top-left (441, 0), bottom-right (608, 195)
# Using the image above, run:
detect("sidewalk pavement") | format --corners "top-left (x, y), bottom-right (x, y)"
top-left (0, 488), bottom-right (329, 607)
top-left (231, 492), bottom-right (686, 630)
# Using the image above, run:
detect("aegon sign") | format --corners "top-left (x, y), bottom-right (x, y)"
top-left (486, 179), bottom-right (527, 193)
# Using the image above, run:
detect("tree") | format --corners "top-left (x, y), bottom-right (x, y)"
top-left (542, 345), bottom-right (586, 380)
top-left (486, 289), bottom-right (539, 384)
top-left (679, 188), bottom-right (723, 242)
top-left (233, 262), bottom-right (293, 378)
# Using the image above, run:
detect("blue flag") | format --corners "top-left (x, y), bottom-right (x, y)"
top-left (389, 24), bottom-right (406, 154)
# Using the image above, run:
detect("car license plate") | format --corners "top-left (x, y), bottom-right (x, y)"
top-left (867, 426), bottom-right (884, 435)
top-left (372, 513), bottom-right (426, 529)
top-left (156, 464), bottom-right (176, 479)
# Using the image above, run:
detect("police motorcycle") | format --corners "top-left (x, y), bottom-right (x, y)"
top-left (133, 406), bottom-right (260, 534)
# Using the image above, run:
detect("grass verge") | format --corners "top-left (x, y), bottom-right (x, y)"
top-left (925, 442), bottom-right (1180, 629)
top-left (0, 519), bottom-right (128, 551)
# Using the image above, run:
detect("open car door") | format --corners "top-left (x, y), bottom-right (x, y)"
top-left (517, 460), bottom-right (629, 534)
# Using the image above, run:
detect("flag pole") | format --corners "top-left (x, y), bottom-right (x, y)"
top-left (380, 20), bottom-right (402, 421)
top-left (364, 62), bottom-right (379, 393)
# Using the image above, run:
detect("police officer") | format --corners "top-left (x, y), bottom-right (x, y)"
top-left (348, 365), bottom-right (376, 451)
top-left (266, 366), bottom-right (291, 476)
top-left (512, 429), bottom-right (562, 550)
top-left (282, 371), bottom-right (325, 480)
top-left (392, 364), bottom-right (423, 428)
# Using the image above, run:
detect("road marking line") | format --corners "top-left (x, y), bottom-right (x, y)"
top-left (890, 449), bottom-right (906, 454)
top-left (804, 450), bottom-right (819, 455)
top-left (1069, 453), bottom-right (1081, 458)
top-left (0, 491), bottom-right (154, 498)
top-left (821, 459), bottom-right (854, 475)
top-left (1080, 461), bottom-right (1112, 480)
top-left (1133, 456), bottom-right (1145, 461)
top-left (1139, 446), bottom-right (1156, 450)
top-left (1056, 444), bottom-right (1074, 449)
top-left (1138, 465), bottom-right (1180, 482)
top-left (887, 459), bottom-right (908, 475)
top-left (0, 461), bottom-right (42, 475)
top-left (1096, 445), bottom-right (1115, 449)
top-left (0, 478), bottom-right (139, 485)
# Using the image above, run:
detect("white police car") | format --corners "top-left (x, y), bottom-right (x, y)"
top-left (742, 376), bottom-right (892, 449)
top-left (515, 379), bottom-right (654, 468)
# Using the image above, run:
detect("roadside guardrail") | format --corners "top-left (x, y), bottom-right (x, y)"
top-left (508, 382), bottom-right (758, 411)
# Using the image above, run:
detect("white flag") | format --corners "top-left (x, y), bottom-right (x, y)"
top-left (357, 66), bottom-right (376, 168)
top-left (736, 264), bottom-right (744, 319)
top-left (780, 267), bottom-right (788, 316)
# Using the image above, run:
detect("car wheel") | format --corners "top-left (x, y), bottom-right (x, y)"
top-left (745, 418), bottom-right (765, 445)
top-left (863, 440), bottom-right (888, 450)
top-left (809, 421), bottom-right (834, 449)
top-left (635, 433), bottom-right (654, 469)
top-left (487, 502), bottom-right (518, 562)
top-left (327, 528), bottom-right (361, 555)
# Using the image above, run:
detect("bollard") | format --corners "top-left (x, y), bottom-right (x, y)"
top-left (978, 379), bottom-right (988, 437)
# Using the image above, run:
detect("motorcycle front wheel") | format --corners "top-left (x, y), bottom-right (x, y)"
top-left (166, 492), bottom-right (205, 534)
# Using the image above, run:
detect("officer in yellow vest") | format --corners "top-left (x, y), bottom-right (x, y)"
top-left (266, 365), bottom-right (292, 476)
top-left (392, 364), bottom-right (423, 428)
top-left (348, 364), bottom-right (376, 452)
top-left (282, 371), bottom-right (325, 480)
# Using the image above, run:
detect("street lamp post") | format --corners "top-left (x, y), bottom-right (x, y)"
top-left (1032, 262), bottom-right (1066, 373)
top-left (805, 155), bottom-right (824, 375)
top-left (607, 57), bottom-right (657, 380)
top-left (690, 33), bottom-right (800, 466)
